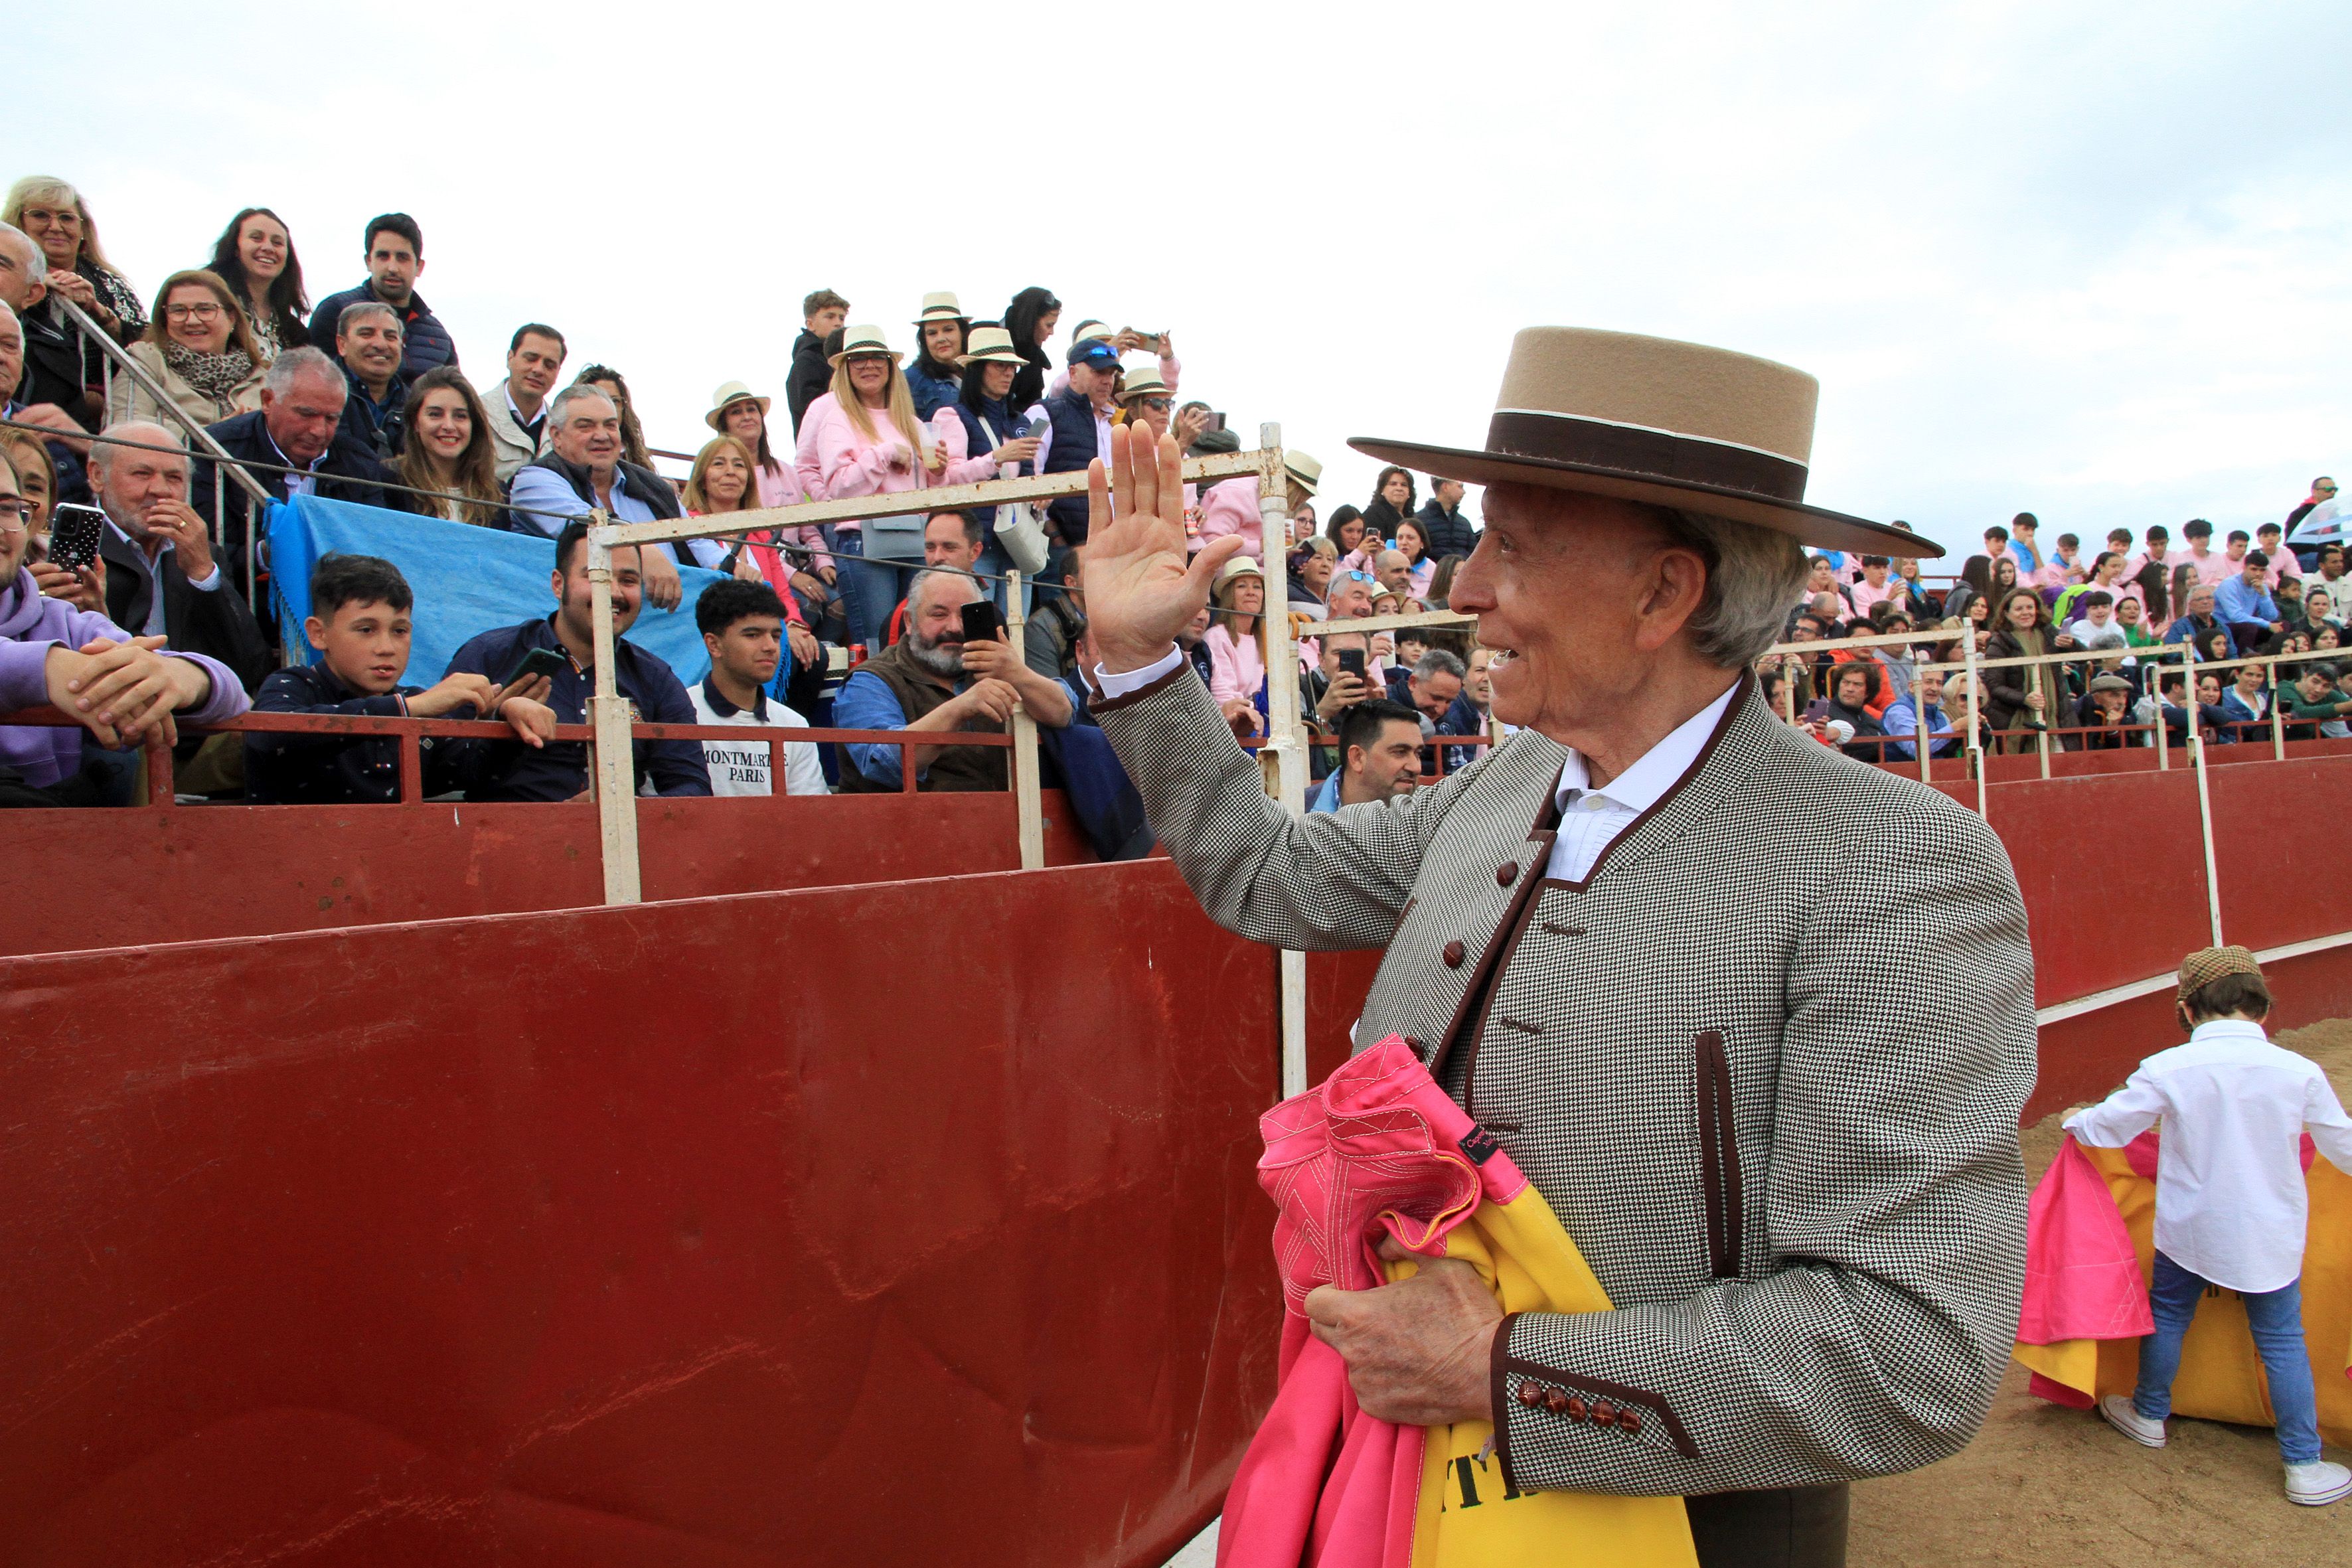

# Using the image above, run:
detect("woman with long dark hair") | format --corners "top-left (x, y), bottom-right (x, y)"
top-left (396, 368), bottom-right (505, 526)
top-left (204, 207), bottom-right (309, 359)
top-left (1324, 504), bottom-right (1372, 570)
top-left (1002, 287), bottom-right (1061, 408)
top-left (1362, 465), bottom-right (1417, 545)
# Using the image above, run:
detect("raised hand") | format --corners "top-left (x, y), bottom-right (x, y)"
top-left (1081, 424), bottom-right (1243, 672)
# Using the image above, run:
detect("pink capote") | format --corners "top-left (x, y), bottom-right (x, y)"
top-left (1218, 1036), bottom-right (1520, 1568)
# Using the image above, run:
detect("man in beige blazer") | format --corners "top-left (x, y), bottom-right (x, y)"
top-left (1081, 328), bottom-right (2036, 1567)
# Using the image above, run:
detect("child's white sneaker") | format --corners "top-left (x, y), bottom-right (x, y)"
top-left (2285, 1460), bottom-right (2351, 1506)
top-left (2098, 1395), bottom-right (2167, 1448)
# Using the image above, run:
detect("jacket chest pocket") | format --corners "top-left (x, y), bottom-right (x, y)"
top-left (1694, 1030), bottom-right (1742, 1279)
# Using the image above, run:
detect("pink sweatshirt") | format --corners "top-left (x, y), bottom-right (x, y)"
top-left (1196, 475), bottom-right (1266, 560)
top-left (807, 396), bottom-right (980, 528)
top-left (1206, 621), bottom-right (1267, 708)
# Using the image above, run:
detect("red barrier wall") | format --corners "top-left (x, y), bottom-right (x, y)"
top-left (0, 864), bottom-right (1276, 1567)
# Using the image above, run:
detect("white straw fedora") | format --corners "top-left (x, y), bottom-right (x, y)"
top-left (1349, 326), bottom-right (1935, 556)
top-left (1070, 319), bottom-right (1114, 345)
top-left (1115, 356), bottom-right (1170, 400)
top-left (1285, 450), bottom-right (1322, 496)
top-left (1214, 555), bottom-right (1265, 591)
top-left (704, 380), bottom-right (770, 431)
top-left (957, 325), bottom-right (1027, 367)
top-left (828, 325), bottom-right (903, 366)
top-left (913, 291), bottom-right (967, 326)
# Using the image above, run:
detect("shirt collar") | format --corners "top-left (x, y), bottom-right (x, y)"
top-left (700, 675), bottom-right (767, 721)
top-left (506, 383), bottom-right (543, 426)
top-left (2187, 1018), bottom-right (2268, 1046)
top-left (1555, 678), bottom-right (1740, 813)
top-left (262, 423), bottom-right (328, 475)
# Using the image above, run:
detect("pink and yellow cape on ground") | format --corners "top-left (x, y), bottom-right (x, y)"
top-left (2015, 1133), bottom-right (2352, 1446)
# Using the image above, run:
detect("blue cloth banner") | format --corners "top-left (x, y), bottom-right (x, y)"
top-left (267, 497), bottom-right (720, 688)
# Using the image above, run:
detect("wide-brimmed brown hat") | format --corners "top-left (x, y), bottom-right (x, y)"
top-left (1350, 326), bottom-right (1935, 557)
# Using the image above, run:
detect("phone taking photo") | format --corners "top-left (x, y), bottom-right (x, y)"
top-left (502, 645), bottom-right (570, 688)
top-left (1336, 647), bottom-right (1368, 682)
top-left (46, 503), bottom-right (105, 573)
top-left (959, 600), bottom-right (1004, 647)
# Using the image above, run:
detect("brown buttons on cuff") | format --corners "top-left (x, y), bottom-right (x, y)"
top-left (1589, 1399), bottom-right (1617, 1426)
top-left (1443, 940), bottom-right (1466, 969)
top-left (1516, 1380), bottom-right (1543, 1408)
top-left (1496, 862), bottom-right (1518, 886)
top-left (1617, 1407), bottom-right (1643, 1434)
top-left (1543, 1389), bottom-right (1570, 1415)
top-left (1562, 1393), bottom-right (1585, 1421)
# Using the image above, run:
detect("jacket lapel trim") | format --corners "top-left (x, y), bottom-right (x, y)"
top-left (1547, 668), bottom-right (1756, 893)
top-left (1424, 757), bottom-right (1566, 1086)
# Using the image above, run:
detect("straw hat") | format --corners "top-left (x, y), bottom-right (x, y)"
top-left (828, 325), bottom-right (903, 366)
top-left (1350, 326), bottom-right (1936, 556)
top-left (1116, 356), bottom-right (1171, 401)
top-left (958, 325), bottom-right (1026, 368)
top-left (1214, 556), bottom-right (1265, 592)
top-left (913, 291), bottom-right (967, 325)
top-left (704, 380), bottom-right (770, 431)
top-left (1285, 450), bottom-right (1322, 496)
top-left (1070, 319), bottom-right (1114, 343)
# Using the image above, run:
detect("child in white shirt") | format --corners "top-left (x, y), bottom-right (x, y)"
top-left (2067, 947), bottom-right (2352, 1506)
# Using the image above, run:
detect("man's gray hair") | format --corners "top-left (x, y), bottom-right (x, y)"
top-left (264, 345), bottom-right (345, 396)
top-left (90, 420), bottom-right (186, 483)
top-left (904, 566), bottom-right (976, 618)
top-left (547, 382), bottom-right (615, 429)
top-left (1660, 509), bottom-right (1812, 668)
top-left (336, 300), bottom-right (401, 338)
top-left (0, 222), bottom-right (44, 284)
top-left (1412, 647), bottom-right (1467, 681)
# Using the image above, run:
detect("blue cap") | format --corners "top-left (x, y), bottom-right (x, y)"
top-left (1067, 339), bottom-right (1120, 368)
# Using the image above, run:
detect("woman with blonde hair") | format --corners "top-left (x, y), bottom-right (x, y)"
top-left (395, 368), bottom-right (504, 526)
top-left (4, 177), bottom-right (144, 345)
top-left (106, 270), bottom-right (266, 431)
top-left (808, 325), bottom-right (996, 649)
top-left (1204, 556), bottom-right (1272, 738)
top-left (683, 434), bottom-right (823, 661)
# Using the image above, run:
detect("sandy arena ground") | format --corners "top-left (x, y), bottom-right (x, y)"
top-left (1846, 1016), bottom-right (2352, 1567)
top-left (1171, 1019), bottom-right (2352, 1567)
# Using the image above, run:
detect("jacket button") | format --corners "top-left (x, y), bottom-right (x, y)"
top-left (1561, 1393), bottom-right (1585, 1421)
top-left (1403, 1036), bottom-right (1427, 1060)
top-left (1544, 1389), bottom-right (1571, 1416)
top-left (1496, 862), bottom-right (1518, 886)
top-left (1589, 1399), bottom-right (1617, 1427)
top-left (1616, 1407), bottom-right (1642, 1434)
top-left (1515, 1380), bottom-right (1543, 1408)
top-left (1443, 941), bottom-right (1466, 968)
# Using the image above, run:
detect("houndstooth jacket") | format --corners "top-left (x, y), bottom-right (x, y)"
top-left (1094, 664), bottom-right (2035, 1500)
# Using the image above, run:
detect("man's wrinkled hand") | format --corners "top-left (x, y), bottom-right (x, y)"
top-left (1081, 424), bottom-right (1243, 672)
top-left (1302, 1233), bottom-right (1500, 1427)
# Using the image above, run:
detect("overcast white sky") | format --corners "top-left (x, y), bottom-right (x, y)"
top-left (20, 1), bottom-right (2350, 560)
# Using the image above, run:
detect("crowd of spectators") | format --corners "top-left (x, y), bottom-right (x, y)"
top-left (1, 173), bottom-right (2347, 821)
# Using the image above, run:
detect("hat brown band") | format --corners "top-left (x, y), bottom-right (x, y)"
top-left (1487, 411), bottom-right (1810, 505)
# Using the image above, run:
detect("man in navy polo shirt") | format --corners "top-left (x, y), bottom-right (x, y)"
top-left (443, 519), bottom-right (710, 801)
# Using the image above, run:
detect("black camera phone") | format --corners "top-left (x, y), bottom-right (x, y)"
top-left (501, 645), bottom-right (570, 688)
top-left (46, 503), bottom-right (106, 572)
top-left (1336, 647), bottom-right (1368, 681)
top-left (960, 601), bottom-right (1005, 647)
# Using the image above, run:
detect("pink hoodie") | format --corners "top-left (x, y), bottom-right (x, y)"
top-left (1196, 476), bottom-right (1267, 560)
top-left (1206, 622), bottom-right (1267, 708)
top-left (806, 396), bottom-right (985, 529)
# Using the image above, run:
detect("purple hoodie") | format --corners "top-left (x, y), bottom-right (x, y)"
top-left (0, 568), bottom-right (251, 787)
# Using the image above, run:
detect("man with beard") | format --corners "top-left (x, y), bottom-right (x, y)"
top-left (833, 567), bottom-right (1071, 792)
top-left (443, 519), bottom-right (710, 801)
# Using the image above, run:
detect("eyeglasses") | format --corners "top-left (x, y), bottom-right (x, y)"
top-left (164, 303), bottom-right (224, 321)
top-left (0, 501), bottom-right (31, 532)
top-left (1137, 397), bottom-right (1173, 411)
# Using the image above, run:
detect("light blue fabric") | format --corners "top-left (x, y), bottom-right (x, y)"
top-left (266, 495), bottom-right (720, 689)
top-left (832, 665), bottom-right (951, 786)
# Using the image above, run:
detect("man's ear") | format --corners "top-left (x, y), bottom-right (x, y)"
top-left (550, 570), bottom-right (564, 603)
top-left (303, 615), bottom-right (329, 653)
top-left (25, 277), bottom-right (44, 309)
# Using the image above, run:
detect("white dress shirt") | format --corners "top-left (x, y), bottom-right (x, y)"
top-left (106, 521), bottom-right (222, 637)
top-left (2065, 1019), bottom-right (2352, 1293)
top-left (1095, 654), bottom-right (1737, 883)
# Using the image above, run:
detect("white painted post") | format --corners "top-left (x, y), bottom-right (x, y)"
top-left (588, 514), bottom-right (643, 905)
top-left (1964, 636), bottom-right (1989, 819)
top-left (2269, 663), bottom-right (2287, 761)
top-left (1007, 568), bottom-right (1043, 871)
top-left (1258, 424), bottom-right (1308, 1101)
top-left (2188, 728), bottom-right (2226, 946)
top-left (1914, 663), bottom-right (1932, 782)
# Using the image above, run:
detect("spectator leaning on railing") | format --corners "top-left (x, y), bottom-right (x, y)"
top-left (307, 212), bottom-right (455, 380)
top-left (442, 520), bottom-right (710, 802)
top-left (508, 384), bottom-right (703, 612)
top-left (245, 552), bottom-right (555, 805)
top-left (1305, 697), bottom-right (1423, 812)
top-left (833, 566), bottom-right (1069, 793)
top-left (90, 420), bottom-right (270, 697)
top-left (0, 443), bottom-right (249, 795)
top-left (1879, 671), bottom-right (1962, 761)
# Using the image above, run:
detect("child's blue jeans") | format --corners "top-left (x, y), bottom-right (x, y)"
top-left (2132, 1249), bottom-right (2321, 1465)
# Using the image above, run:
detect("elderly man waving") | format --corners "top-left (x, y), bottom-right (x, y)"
top-left (1082, 328), bottom-right (2034, 1567)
